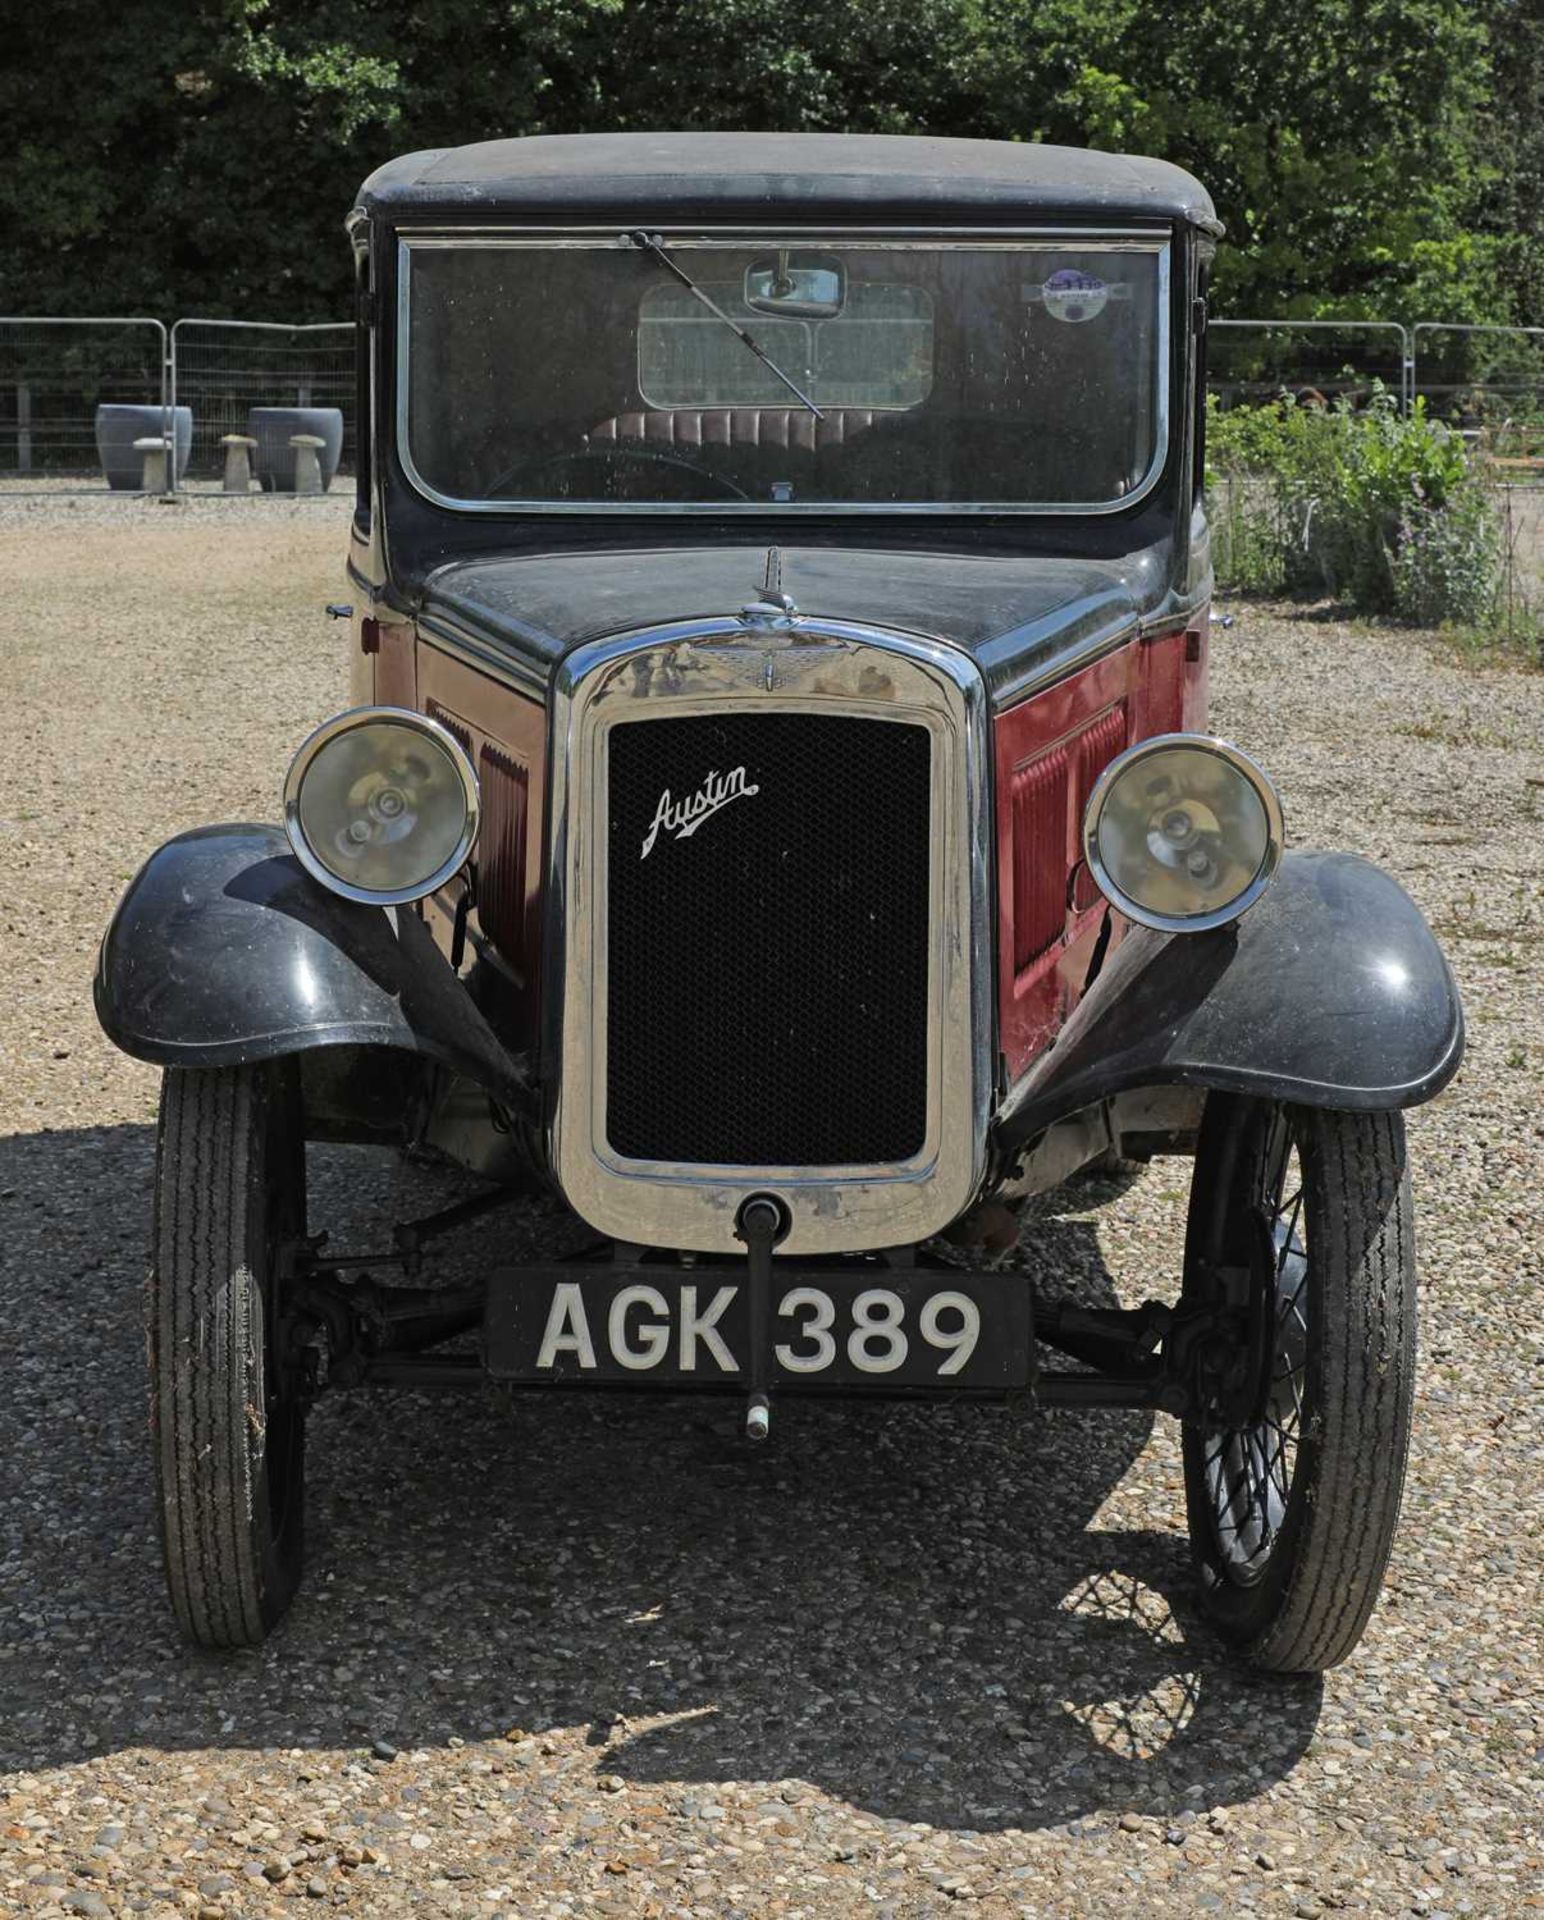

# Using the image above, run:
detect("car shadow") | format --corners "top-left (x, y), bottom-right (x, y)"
top-left (0, 1125), bottom-right (1321, 1831)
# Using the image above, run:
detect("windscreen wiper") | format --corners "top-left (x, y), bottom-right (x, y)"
top-left (625, 231), bottom-right (825, 421)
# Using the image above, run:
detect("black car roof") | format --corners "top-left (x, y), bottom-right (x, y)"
top-left (356, 132), bottom-right (1221, 233)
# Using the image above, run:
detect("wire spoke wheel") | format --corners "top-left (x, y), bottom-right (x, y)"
top-left (1181, 1095), bottom-right (1416, 1673)
top-left (1202, 1119), bottom-right (1308, 1582)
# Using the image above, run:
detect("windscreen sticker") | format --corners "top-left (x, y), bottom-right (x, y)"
top-left (1040, 269), bottom-right (1111, 323)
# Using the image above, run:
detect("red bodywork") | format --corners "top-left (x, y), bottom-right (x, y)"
top-left (994, 619), bottom-right (1207, 1080)
top-left (363, 607), bottom-right (1206, 1089)
top-left (356, 616), bottom-right (547, 1033)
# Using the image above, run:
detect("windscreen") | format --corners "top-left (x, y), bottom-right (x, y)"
top-left (403, 237), bottom-right (1169, 511)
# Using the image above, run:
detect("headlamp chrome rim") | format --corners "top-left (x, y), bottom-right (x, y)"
top-left (283, 704), bottom-right (480, 906)
top-left (1082, 731), bottom-right (1284, 934)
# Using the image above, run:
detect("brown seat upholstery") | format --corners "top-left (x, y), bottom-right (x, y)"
top-left (588, 408), bottom-right (882, 455)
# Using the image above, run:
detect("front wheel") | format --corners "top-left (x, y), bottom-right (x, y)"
top-left (150, 1062), bottom-right (308, 1646)
top-left (1181, 1096), bottom-right (1416, 1672)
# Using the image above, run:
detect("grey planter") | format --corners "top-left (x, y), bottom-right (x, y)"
top-left (248, 407), bottom-right (345, 493)
top-left (95, 405), bottom-right (193, 491)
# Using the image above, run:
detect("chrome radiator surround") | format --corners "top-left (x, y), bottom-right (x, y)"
top-left (546, 616), bottom-right (993, 1255)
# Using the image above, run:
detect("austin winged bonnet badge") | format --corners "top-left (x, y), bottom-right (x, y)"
top-left (641, 766), bottom-right (760, 858)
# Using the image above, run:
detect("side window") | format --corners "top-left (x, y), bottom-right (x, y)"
top-left (352, 240), bottom-right (372, 533)
top-left (1194, 258), bottom-right (1211, 505)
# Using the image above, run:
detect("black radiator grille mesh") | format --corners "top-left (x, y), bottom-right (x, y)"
top-left (606, 711), bottom-right (932, 1166)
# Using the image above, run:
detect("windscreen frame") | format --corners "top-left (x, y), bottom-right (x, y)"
top-left (394, 225), bottom-right (1175, 518)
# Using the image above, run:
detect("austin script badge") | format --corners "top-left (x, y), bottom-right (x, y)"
top-left (641, 766), bottom-right (760, 859)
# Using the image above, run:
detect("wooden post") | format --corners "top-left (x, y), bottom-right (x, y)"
top-left (15, 382), bottom-right (30, 473)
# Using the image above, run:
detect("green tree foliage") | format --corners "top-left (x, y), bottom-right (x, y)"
top-left (1479, 0), bottom-right (1544, 324)
top-left (965, 0), bottom-right (1507, 323)
top-left (0, 0), bottom-right (1535, 325)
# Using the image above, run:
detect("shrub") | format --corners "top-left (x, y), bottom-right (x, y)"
top-left (1206, 389), bottom-right (1503, 626)
top-left (1388, 487), bottom-right (1500, 626)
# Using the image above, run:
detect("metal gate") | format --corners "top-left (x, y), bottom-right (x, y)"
top-left (168, 319), bottom-right (354, 484)
top-left (1209, 319), bottom-right (1414, 414)
top-left (1410, 322), bottom-right (1544, 429)
top-left (0, 317), bottom-right (170, 492)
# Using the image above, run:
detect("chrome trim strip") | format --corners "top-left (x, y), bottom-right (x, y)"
top-left (415, 605), bottom-right (554, 700)
top-left (577, 610), bottom-right (947, 654)
top-left (414, 580), bottom-right (1211, 723)
top-left (395, 233), bottom-right (1172, 519)
top-left (980, 607), bottom-right (1143, 712)
top-left (545, 616), bottom-right (994, 1254)
top-left (988, 594), bottom-right (1213, 713)
top-left (1137, 600), bottom-right (1209, 639)
top-left (1082, 732), bottom-right (1285, 933)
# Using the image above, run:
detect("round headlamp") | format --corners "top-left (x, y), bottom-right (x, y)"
top-left (1083, 733), bottom-right (1283, 933)
top-left (283, 706), bottom-right (479, 905)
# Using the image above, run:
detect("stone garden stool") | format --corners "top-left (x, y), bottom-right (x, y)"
top-left (96, 404), bottom-right (192, 490)
top-left (248, 406), bottom-right (343, 491)
top-left (131, 436), bottom-right (173, 493)
top-left (289, 433), bottom-right (327, 495)
top-left (220, 433), bottom-right (258, 493)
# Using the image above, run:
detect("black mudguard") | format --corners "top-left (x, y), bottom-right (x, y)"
top-left (94, 825), bottom-right (532, 1107)
top-left (997, 851), bottom-right (1464, 1149)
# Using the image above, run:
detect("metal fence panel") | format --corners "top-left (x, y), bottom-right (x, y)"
top-left (1411, 322), bottom-right (1544, 439)
top-left (1491, 479), bottom-right (1543, 655)
top-left (0, 317), bottom-right (168, 489)
top-left (169, 319), bottom-right (354, 483)
top-left (1209, 319), bottom-right (1413, 414)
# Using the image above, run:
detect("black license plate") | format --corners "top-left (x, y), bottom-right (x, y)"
top-left (483, 1265), bottom-right (1033, 1392)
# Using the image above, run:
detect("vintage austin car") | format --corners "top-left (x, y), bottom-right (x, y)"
top-left (96, 134), bottom-right (1463, 1664)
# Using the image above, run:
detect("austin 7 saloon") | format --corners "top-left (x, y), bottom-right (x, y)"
top-left (96, 134), bottom-right (1464, 1664)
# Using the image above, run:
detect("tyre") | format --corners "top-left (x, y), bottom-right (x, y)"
top-left (150, 1062), bottom-right (307, 1646)
top-left (1181, 1095), bottom-right (1416, 1673)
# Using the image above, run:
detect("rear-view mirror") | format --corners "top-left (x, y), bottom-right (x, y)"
top-left (744, 252), bottom-right (846, 320)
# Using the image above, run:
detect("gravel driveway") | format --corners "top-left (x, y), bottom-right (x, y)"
top-left (1, 496), bottom-right (1539, 1917)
